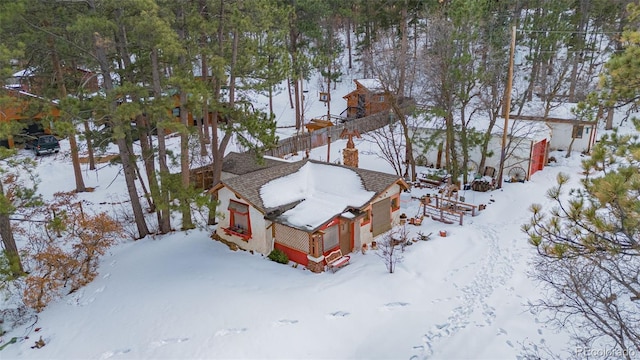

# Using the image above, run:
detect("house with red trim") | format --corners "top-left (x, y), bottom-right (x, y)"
top-left (210, 154), bottom-right (409, 273)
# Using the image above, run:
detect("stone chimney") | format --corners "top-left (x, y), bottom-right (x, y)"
top-left (340, 129), bottom-right (361, 168)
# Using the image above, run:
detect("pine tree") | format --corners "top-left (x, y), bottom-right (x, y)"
top-left (0, 144), bottom-right (43, 276)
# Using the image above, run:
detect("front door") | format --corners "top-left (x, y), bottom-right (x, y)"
top-left (530, 139), bottom-right (547, 177)
top-left (339, 219), bottom-right (352, 254)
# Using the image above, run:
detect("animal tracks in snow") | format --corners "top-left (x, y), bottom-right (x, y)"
top-left (273, 319), bottom-right (299, 326)
top-left (67, 284), bottom-right (108, 307)
top-left (214, 328), bottom-right (247, 337)
top-left (381, 302), bottom-right (410, 310)
top-left (149, 337), bottom-right (190, 348)
top-left (99, 348), bottom-right (131, 359)
top-left (327, 311), bottom-right (350, 318)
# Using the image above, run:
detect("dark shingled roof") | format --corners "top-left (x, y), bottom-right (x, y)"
top-left (221, 159), bottom-right (407, 213)
top-left (221, 151), bottom-right (287, 176)
top-left (222, 160), bottom-right (306, 211)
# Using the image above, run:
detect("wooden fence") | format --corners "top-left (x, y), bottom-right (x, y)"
top-left (189, 99), bottom-right (415, 189)
top-left (265, 99), bottom-right (415, 158)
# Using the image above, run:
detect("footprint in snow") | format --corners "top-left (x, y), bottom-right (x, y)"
top-left (273, 319), bottom-right (299, 326)
top-left (506, 340), bottom-right (514, 348)
top-left (497, 328), bottom-right (508, 336)
top-left (215, 328), bottom-right (247, 337)
top-left (150, 337), bottom-right (189, 348)
top-left (327, 311), bottom-right (350, 318)
top-left (95, 286), bottom-right (105, 293)
top-left (99, 348), bottom-right (131, 359)
top-left (382, 302), bottom-right (410, 310)
top-left (537, 328), bottom-right (543, 335)
top-left (103, 273), bottom-right (111, 279)
top-left (67, 289), bottom-right (96, 307)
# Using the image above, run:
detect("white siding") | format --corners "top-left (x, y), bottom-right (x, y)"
top-left (215, 187), bottom-right (271, 255)
top-left (412, 127), bottom-right (549, 179)
top-left (358, 183), bottom-right (403, 245)
top-left (547, 123), bottom-right (595, 153)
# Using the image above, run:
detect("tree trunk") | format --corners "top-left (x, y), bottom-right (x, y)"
top-left (479, 84), bottom-right (501, 172)
top-left (397, 2), bottom-right (408, 99)
top-left (83, 119), bottom-right (96, 170)
top-left (346, 14), bottom-right (352, 69)
top-left (606, 106), bottom-right (614, 130)
top-left (0, 181), bottom-right (23, 274)
top-left (199, 0), bottom-right (211, 148)
top-left (391, 99), bottom-right (416, 181)
top-left (445, 112), bottom-right (459, 181)
top-left (460, 106), bottom-right (469, 185)
top-left (49, 35), bottom-right (85, 193)
top-left (90, 26), bottom-right (149, 239)
top-left (150, 48), bottom-right (171, 234)
top-left (568, 0), bottom-right (588, 102)
top-left (136, 114), bottom-right (159, 215)
top-left (175, 3), bottom-right (194, 231)
top-left (293, 75), bottom-right (302, 130)
top-left (229, 29), bottom-right (239, 107)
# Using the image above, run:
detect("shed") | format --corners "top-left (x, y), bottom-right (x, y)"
top-left (412, 118), bottom-right (552, 181)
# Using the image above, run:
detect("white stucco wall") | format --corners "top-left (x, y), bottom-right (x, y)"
top-left (215, 187), bottom-right (271, 255)
top-left (546, 122), bottom-right (595, 153)
top-left (412, 125), bottom-right (551, 179)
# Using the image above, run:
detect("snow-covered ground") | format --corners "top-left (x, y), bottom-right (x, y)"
top-left (2, 65), bottom-right (628, 359)
top-left (3, 140), bottom-right (590, 359)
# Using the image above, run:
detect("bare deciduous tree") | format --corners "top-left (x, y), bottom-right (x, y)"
top-left (376, 227), bottom-right (407, 274)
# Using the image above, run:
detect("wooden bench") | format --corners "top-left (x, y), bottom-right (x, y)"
top-left (325, 249), bottom-right (350, 272)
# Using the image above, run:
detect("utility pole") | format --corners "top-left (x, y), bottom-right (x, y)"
top-left (497, 25), bottom-right (516, 189)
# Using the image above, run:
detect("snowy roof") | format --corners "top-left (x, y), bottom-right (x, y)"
top-left (260, 162), bottom-right (375, 230)
top-left (518, 100), bottom-right (577, 119)
top-left (11, 68), bottom-right (36, 78)
top-left (1, 87), bottom-right (59, 105)
top-left (494, 118), bottom-right (551, 142)
top-left (416, 115), bottom-right (551, 142)
top-left (355, 79), bottom-right (384, 93)
top-left (218, 159), bottom-right (405, 231)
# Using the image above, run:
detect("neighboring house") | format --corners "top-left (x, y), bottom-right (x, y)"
top-left (211, 159), bottom-right (409, 273)
top-left (0, 88), bottom-right (60, 148)
top-left (342, 79), bottom-right (390, 119)
top-left (6, 67), bottom-right (99, 95)
top-left (5, 68), bottom-right (37, 92)
top-left (413, 118), bottom-right (552, 181)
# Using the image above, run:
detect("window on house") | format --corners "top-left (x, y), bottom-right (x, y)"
top-left (391, 195), bottom-right (400, 211)
top-left (362, 208), bottom-right (371, 225)
top-left (322, 225), bottom-right (339, 252)
top-left (572, 125), bottom-right (584, 139)
top-left (227, 200), bottom-right (251, 239)
top-left (377, 95), bottom-right (385, 102)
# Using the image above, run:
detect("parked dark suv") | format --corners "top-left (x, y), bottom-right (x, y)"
top-left (25, 134), bottom-right (60, 156)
